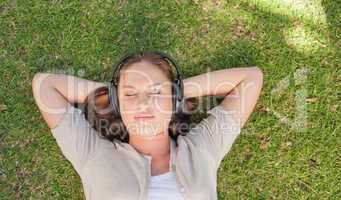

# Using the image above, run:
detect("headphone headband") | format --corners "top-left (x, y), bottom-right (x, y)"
top-left (111, 50), bottom-right (183, 86)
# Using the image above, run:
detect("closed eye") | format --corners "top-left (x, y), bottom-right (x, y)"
top-left (124, 90), bottom-right (161, 97)
top-left (125, 93), bottom-right (137, 96)
top-left (149, 92), bottom-right (161, 96)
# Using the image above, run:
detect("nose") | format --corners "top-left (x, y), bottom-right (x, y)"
top-left (137, 93), bottom-right (152, 110)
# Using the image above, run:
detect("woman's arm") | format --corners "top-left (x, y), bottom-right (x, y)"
top-left (32, 73), bottom-right (106, 129)
top-left (183, 66), bottom-right (263, 128)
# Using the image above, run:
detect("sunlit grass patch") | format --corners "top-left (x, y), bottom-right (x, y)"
top-left (244, 0), bottom-right (328, 25)
top-left (283, 22), bottom-right (328, 54)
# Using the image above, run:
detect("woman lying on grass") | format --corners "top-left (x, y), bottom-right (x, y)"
top-left (32, 51), bottom-right (263, 200)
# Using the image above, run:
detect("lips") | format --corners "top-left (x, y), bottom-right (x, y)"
top-left (134, 114), bottom-right (155, 120)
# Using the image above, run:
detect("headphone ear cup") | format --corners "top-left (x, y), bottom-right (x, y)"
top-left (171, 82), bottom-right (176, 116)
top-left (172, 80), bottom-right (183, 115)
top-left (108, 84), bottom-right (121, 119)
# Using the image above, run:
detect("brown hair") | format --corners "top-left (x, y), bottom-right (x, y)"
top-left (82, 52), bottom-right (198, 148)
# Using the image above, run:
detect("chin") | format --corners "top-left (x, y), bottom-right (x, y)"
top-left (131, 132), bottom-right (163, 140)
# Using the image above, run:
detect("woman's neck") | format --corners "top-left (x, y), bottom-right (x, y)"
top-left (128, 131), bottom-right (170, 159)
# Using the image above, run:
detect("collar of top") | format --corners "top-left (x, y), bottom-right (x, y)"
top-left (139, 137), bottom-right (177, 172)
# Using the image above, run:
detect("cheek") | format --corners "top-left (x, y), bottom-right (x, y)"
top-left (152, 98), bottom-right (173, 131)
top-left (119, 103), bottom-right (134, 124)
top-left (153, 96), bottom-right (173, 116)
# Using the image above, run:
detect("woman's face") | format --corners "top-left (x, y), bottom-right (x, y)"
top-left (117, 61), bottom-right (173, 139)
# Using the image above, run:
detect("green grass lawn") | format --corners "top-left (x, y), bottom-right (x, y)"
top-left (0, 0), bottom-right (340, 199)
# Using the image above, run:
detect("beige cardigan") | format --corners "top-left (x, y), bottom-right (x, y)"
top-left (50, 102), bottom-right (241, 200)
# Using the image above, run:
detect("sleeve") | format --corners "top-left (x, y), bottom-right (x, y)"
top-left (188, 105), bottom-right (242, 169)
top-left (50, 101), bottom-right (102, 173)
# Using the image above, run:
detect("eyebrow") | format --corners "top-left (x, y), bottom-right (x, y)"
top-left (122, 82), bottom-right (164, 88)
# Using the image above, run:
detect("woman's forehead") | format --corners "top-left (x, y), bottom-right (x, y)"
top-left (119, 62), bottom-right (171, 85)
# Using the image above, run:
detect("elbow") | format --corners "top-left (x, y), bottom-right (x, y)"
top-left (32, 72), bottom-right (54, 92)
top-left (255, 67), bottom-right (263, 85)
top-left (32, 72), bottom-right (48, 84)
top-left (250, 66), bottom-right (263, 83)
top-left (250, 66), bottom-right (263, 76)
top-left (32, 73), bottom-right (45, 91)
top-left (244, 66), bottom-right (263, 88)
top-left (32, 73), bottom-right (42, 91)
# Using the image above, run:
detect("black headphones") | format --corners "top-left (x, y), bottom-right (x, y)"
top-left (107, 50), bottom-right (184, 120)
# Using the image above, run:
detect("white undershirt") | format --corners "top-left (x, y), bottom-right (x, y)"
top-left (147, 171), bottom-right (184, 200)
